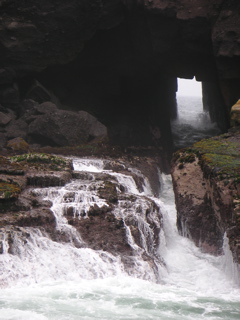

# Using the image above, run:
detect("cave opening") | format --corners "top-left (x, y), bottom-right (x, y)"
top-left (171, 78), bottom-right (221, 150)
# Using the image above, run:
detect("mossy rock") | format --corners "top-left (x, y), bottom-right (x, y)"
top-left (0, 180), bottom-right (21, 200)
top-left (6, 137), bottom-right (29, 152)
top-left (193, 136), bottom-right (240, 157)
top-left (9, 153), bottom-right (73, 172)
top-left (0, 155), bottom-right (25, 175)
top-left (200, 153), bottom-right (240, 178)
top-left (192, 135), bottom-right (240, 181)
top-left (173, 133), bottom-right (240, 182)
top-left (172, 148), bottom-right (197, 171)
top-left (231, 100), bottom-right (240, 127)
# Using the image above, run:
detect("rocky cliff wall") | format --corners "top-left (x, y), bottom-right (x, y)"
top-left (171, 131), bottom-right (240, 263)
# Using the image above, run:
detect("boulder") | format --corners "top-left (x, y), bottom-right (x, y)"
top-left (35, 101), bottom-right (58, 114)
top-left (28, 111), bottom-right (87, 146)
top-left (230, 100), bottom-right (240, 127)
top-left (18, 99), bottom-right (39, 118)
top-left (28, 106), bottom-right (108, 146)
top-left (6, 137), bottom-right (29, 152)
top-left (5, 119), bottom-right (28, 139)
top-left (26, 80), bottom-right (61, 106)
top-left (0, 112), bottom-right (12, 126)
top-left (78, 110), bottom-right (107, 139)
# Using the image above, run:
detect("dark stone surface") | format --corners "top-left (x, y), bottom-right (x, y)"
top-left (5, 119), bottom-right (28, 139)
top-left (27, 105), bottom-right (107, 146)
top-left (0, 0), bottom-right (238, 151)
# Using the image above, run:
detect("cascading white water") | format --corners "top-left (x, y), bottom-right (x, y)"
top-left (0, 157), bottom-right (240, 320)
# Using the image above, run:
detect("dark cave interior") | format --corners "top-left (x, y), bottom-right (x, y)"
top-left (1, 0), bottom-right (240, 156)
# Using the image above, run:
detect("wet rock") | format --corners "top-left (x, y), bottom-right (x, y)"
top-left (98, 181), bottom-right (119, 204)
top-left (63, 166), bottom-right (163, 273)
top-left (171, 132), bottom-right (240, 262)
top-left (15, 208), bottom-right (56, 228)
top-left (27, 171), bottom-right (72, 187)
top-left (88, 204), bottom-right (110, 216)
top-left (0, 153), bottom-right (165, 279)
top-left (72, 171), bottom-right (95, 180)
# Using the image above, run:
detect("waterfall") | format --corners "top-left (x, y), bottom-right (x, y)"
top-left (221, 233), bottom-right (240, 286)
top-left (0, 157), bottom-right (240, 320)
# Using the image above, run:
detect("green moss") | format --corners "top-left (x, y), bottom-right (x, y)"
top-left (173, 134), bottom-right (240, 182)
top-left (193, 138), bottom-right (239, 157)
top-left (187, 135), bottom-right (240, 181)
top-left (179, 152), bottom-right (196, 164)
top-left (201, 153), bottom-right (240, 178)
top-left (0, 156), bottom-right (24, 175)
top-left (6, 137), bottom-right (29, 152)
top-left (172, 148), bottom-right (196, 166)
top-left (0, 180), bottom-right (21, 200)
top-left (10, 153), bottom-right (65, 164)
top-left (9, 153), bottom-right (72, 171)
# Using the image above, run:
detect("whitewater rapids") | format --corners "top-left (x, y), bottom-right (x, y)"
top-left (0, 157), bottom-right (239, 320)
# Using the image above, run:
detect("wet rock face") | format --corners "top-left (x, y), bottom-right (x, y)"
top-left (0, 154), bottom-right (164, 277)
top-left (171, 132), bottom-right (240, 263)
top-left (171, 156), bottom-right (224, 255)
top-left (0, 153), bottom-right (72, 231)
top-left (58, 170), bottom-right (163, 276)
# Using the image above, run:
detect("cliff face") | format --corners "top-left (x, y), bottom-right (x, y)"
top-left (0, 0), bottom-right (231, 76)
top-left (1, 0), bottom-right (239, 80)
top-left (0, 0), bottom-right (240, 150)
top-left (171, 132), bottom-right (240, 263)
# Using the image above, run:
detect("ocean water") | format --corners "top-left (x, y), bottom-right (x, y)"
top-left (172, 95), bottom-right (221, 149)
top-left (0, 96), bottom-right (240, 320)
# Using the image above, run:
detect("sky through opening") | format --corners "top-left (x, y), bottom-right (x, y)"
top-left (177, 78), bottom-right (202, 97)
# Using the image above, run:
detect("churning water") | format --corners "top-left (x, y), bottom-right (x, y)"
top-left (0, 95), bottom-right (239, 319)
top-left (0, 156), bottom-right (240, 320)
top-left (172, 96), bottom-right (221, 149)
